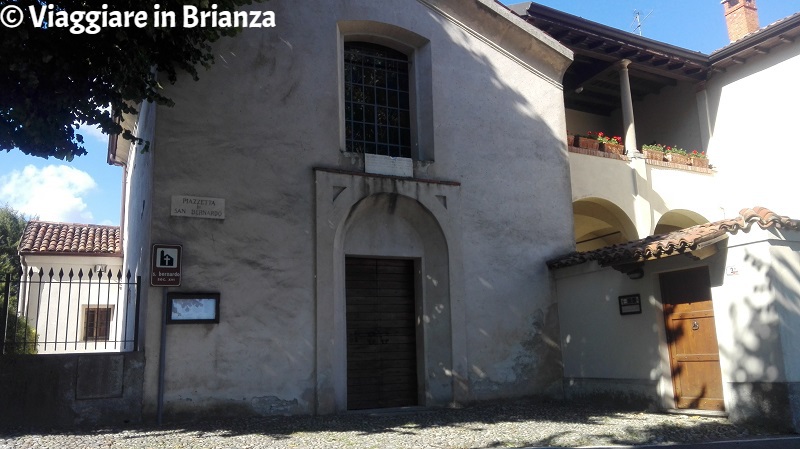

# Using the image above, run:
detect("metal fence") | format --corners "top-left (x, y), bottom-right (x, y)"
top-left (1, 268), bottom-right (140, 355)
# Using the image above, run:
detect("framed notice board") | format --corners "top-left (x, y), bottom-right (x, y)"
top-left (618, 294), bottom-right (642, 315)
top-left (167, 292), bottom-right (220, 324)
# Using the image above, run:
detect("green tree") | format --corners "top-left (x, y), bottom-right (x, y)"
top-left (1, 0), bottom-right (262, 160)
top-left (0, 206), bottom-right (37, 354)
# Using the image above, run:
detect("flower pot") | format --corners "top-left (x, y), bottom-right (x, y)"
top-left (691, 157), bottom-right (709, 168)
top-left (576, 137), bottom-right (600, 151)
top-left (667, 153), bottom-right (690, 165)
top-left (644, 149), bottom-right (664, 161)
top-left (602, 142), bottom-right (624, 155)
top-left (566, 134), bottom-right (576, 147)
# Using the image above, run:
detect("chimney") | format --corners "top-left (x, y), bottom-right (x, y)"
top-left (722, 0), bottom-right (760, 42)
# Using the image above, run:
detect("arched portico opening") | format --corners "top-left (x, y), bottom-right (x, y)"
top-left (654, 210), bottom-right (709, 235)
top-left (573, 198), bottom-right (637, 252)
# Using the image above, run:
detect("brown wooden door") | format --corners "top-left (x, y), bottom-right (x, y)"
top-left (660, 267), bottom-right (725, 411)
top-left (345, 257), bottom-right (418, 410)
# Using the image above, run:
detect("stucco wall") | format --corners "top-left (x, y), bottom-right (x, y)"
top-left (133, 0), bottom-right (574, 418)
top-left (644, 164), bottom-right (721, 232)
top-left (553, 249), bottom-right (727, 408)
top-left (121, 100), bottom-right (156, 352)
top-left (569, 154), bottom-right (721, 240)
top-left (554, 227), bottom-right (800, 430)
top-left (711, 229), bottom-right (800, 430)
top-left (704, 42), bottom-right (800, 218)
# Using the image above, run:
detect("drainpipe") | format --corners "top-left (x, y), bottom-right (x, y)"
top-left (157, 288), bottom-right (167, 425)
top-left (618, 59), bottom-right (638, 155)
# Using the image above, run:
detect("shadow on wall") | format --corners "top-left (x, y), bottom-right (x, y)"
top-left (721, 247), bottom-right (800, 432)
top-left (421, 5), bottom-right (570, 399)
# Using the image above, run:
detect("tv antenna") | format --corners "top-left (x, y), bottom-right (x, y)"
top-left (631, 9), bottom-right (653, 36)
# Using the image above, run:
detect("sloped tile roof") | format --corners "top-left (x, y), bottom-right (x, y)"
top-left (712, 11), bottom-right (800, 55)
top-left (548, 207), bottom-right (800, 269)
top-left (19, 221), bottom-right (122, 256)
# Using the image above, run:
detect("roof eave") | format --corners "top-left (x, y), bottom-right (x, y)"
top-left (710, 13), bottom-right (800, 63)
top-left (20, 251), bottom-right (123, 258)
top-left (525, 2), bottom-right (710, 64)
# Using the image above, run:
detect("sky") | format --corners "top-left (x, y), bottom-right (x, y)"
top-left (507, 1), bottom-right (800, 54)
top-left (1, 126), bottom-right (123, 225)
top-left (2, 1), bottom-right (799, 226)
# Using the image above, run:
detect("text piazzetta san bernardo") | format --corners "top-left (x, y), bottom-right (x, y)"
top-left (0, 3), bottom-right (275, 35)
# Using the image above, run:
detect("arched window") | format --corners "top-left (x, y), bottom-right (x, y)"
top-left (344, 42), bottom-right (411, 158)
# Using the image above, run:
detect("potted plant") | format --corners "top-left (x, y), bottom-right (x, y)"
top-left (690, 150), bottom-right (709, 168)
top-left (642, 143), bottom-right (666, 161)
top-left (575, 132), bottom-right (600, 151)
top-left (566, 130), bottom-right (576, 147)
top-left (595, 132), bottom-right (624, 155)
top-left (665, 145), bottom-right (690, 165)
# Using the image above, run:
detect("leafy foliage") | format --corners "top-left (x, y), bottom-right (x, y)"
top-left (0, 206), bottom-right (37, 354)
top-left (1, 0), bottom-right (261, 160)
top-left (0, 206), bottom-right (26, 277)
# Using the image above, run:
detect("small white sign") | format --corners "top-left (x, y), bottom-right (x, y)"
top-left (171, 195), bottom-right (225, 220)
top-left (364, 154), bottom-right (413, 177)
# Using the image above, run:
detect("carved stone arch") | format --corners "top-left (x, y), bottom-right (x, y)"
top-left (314, 169), bottom-right (466, 413)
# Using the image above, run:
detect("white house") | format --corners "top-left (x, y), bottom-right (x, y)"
top-left (510, 0), bottom-right (800, 432)
top-left (16, 221), bottom-right (134, 354)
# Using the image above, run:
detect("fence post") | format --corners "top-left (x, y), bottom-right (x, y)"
top-left (1, 273), bottom-right (10, 355)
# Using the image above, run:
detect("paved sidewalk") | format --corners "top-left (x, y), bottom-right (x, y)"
top-left (0, 399), bottom-right (795, 448)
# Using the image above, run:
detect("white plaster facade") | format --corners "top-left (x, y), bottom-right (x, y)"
top-left (115, 0), bottom-right (576, 418)
top-left (705, 41), bottom-right (800, 218)
top-left (566, 22), bottom-right (800, 246)
top-left (18, 254), bottom-right (130, 354)
top-left (552, 226), bottom-right (800, 431)
top-left (542, 5), bottom-right (800, 430)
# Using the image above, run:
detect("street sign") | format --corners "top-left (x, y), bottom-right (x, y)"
top-left (151, 244), bottom-right (182, 286)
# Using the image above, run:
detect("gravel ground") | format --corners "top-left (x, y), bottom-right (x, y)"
top-left (0, 399), bottom-right (792, 449)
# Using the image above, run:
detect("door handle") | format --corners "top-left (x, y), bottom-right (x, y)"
top-left (692, 321), bottom-right (700, 331)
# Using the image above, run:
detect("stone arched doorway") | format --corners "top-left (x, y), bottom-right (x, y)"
top-left (341, 193), bottom-right (450, 409)
top-left (314, 169), bottom-right (465, 413)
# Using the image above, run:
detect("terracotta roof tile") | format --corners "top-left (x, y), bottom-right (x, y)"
top-left (18, 221), bottom-right (122, 256)
top-left (548, 207), bottom-right (799, 269)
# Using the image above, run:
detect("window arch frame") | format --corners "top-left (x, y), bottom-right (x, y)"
top-left (338, 21), bottom-right (433, 163)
